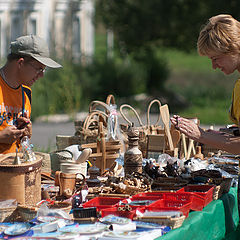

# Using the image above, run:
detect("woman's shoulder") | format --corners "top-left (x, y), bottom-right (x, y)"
top-left (233, 78), bottom-right (240, 90)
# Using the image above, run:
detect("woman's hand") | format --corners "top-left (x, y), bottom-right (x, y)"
top-left (170, 115), bottom-right (203, 141)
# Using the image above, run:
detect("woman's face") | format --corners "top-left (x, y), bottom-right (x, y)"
top-left (207, 52), bottom-right (240, 75)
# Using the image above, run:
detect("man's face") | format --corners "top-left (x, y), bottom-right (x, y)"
top-left (21, 59), bottom-right (46, 87)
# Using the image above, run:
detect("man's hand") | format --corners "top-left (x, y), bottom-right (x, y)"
top-left (17, 113), bottom-right (32, 138)
top-left (0, 125), bottom-right (25, 144)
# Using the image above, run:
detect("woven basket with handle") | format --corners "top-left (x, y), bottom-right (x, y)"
top-left (74, 95), bottom-right (115, 144)
top-left (120, 99), bottom-right (163, 157)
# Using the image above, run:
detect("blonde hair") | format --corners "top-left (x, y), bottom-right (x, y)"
top-left (197, 14), bottom-right (240, 56)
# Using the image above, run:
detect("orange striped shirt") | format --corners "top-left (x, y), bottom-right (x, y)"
top-left (0, 76), bottom-right (31, 153)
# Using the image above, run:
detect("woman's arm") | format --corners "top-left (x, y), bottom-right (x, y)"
top-left (171, 115), bottom-right (240, 154)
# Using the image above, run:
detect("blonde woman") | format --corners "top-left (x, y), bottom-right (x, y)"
top-left (171, 14), bottom-right (240, 154)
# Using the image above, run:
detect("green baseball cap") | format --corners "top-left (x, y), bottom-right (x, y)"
top-left (10, 35), bottom-right (62, 68)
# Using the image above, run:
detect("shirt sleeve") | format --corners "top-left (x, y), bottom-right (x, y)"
top-left (231, 79), bottom-right (240, 125)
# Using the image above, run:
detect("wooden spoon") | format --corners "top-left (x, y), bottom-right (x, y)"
top-left (160, 104), bottom-right (174, 151)
top-left (170, 129), bottom-right (181, 148)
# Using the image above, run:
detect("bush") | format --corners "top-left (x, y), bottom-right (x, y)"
top-left (82, 57), bottom-right (146, 99)
top-left (31, 62), bottom-right (82, 120)
top-left (31, 52), bottom-right (170, 120)
top-left (132, 46), bottom-right (170, 95)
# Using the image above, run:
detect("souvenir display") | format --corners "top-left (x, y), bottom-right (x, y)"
top-left (0, 96), bottom-right (236, 240)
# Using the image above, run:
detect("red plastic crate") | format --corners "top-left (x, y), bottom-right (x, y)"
top-left (83, 197), bottom-right (126, 211)
top-left (132, 192), bottom-right (165, 199)
top-left (146, 199), bottom-right (191, 217)
top-left (163, 192), bottom-right (205, 211)
top-left (100, 207), bottom-right (137, 219)
top-left (177, 185), bottom-right (215, 208)
top-left (118, 196), bottom-right (159, 210)
top-left (132, 191), bottom-right (205, 211)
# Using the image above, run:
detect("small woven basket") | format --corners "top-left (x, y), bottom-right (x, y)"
top-left (18, 201), bottom-right (72, 222)
top-left (212, 178), bottom-right (232, 200)
top-left (151, 177), bottom-right (189, 191)
top-left (0, 206), bottom-right (18, 222)
top-left (48, 201), bottom-right (72, 214)
top-left (17, 205), bottom-right (38, 222)
top-left (135, 215), bottom-right (186, 229)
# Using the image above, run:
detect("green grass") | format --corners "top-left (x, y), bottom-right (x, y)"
top-left (161, 48), bottom-right (212, 73)
top-left (179, 100), bottom-right (231, 125)
top-left (162, 48), bottom-right (238, 125)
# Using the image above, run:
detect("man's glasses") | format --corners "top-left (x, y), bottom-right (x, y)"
top-left (27, 62), bottom-right (46, 74)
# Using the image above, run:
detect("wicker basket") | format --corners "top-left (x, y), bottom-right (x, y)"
top-left (48, 201), bottom-right (72, 214)
top-left (0, 153), bottom-right (42, 206)
top-left (151, 177), bottom-right (189, 191)
top-left (17, 205), bottom-right (38, 222)
top-left (135, 215), bottom-right (186, 229)
top-left (120, 100), bottom-right (164, 158)
top-left (17, 201), bottom-right (72, 222)
top-left (74, 99), bottom-right (111, 144)
top-left (0, 205), bottom-right (18, 222)
top-left (212, 178), bottom-right (232, 200)
top-left (74, 94), bottom-right (116, 143)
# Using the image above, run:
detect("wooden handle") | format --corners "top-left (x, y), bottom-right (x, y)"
top-left (181, 133), bottom-right (187, 159)
top-left (186, 139), bottom-right (195, 159)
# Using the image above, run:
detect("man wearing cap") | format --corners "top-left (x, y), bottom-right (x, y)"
top-left (0, 35), bottom-right (61, 154)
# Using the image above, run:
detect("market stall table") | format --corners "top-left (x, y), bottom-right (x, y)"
top-left (0, 187), bottom-right (238, 239)
top-left (157, 186), bottom-right (239, 240)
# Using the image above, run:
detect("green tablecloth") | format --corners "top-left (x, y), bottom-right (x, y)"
top-left (156, 187), bottom-right (239, 240)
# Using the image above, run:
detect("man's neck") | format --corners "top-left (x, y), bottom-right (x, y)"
top-left (0, 65), bottom-right (20, 89)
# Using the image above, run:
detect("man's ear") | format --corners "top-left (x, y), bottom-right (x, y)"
top-left (17, 57), bottom-right (25, 67)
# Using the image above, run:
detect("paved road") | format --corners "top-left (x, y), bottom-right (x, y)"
top-left (31, 122), bottom-right (76, 151)
top-left (31, 114), bottom-right (224, 152)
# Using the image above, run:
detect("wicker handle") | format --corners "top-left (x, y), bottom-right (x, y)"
top-left (106, 94), bottom-right (116, 105)
top-left (119, 104), bottom-right (143, 127)
top-left (83, 111), bottom-right (108, 130)
top-left (147, 99), bottom-right (162, 127)
top-left (0, 153), bottom-right (16, 163)
top-left (89, 100), bottom-right (110, 114)
top-left (55, 171), bottom-right (62, 195)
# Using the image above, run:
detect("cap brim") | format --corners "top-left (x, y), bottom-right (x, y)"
top-left (32, 55), bottom-right (62, 68)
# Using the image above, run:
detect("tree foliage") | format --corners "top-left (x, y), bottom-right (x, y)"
top-left (97, 0), bottom-right (240, 53)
